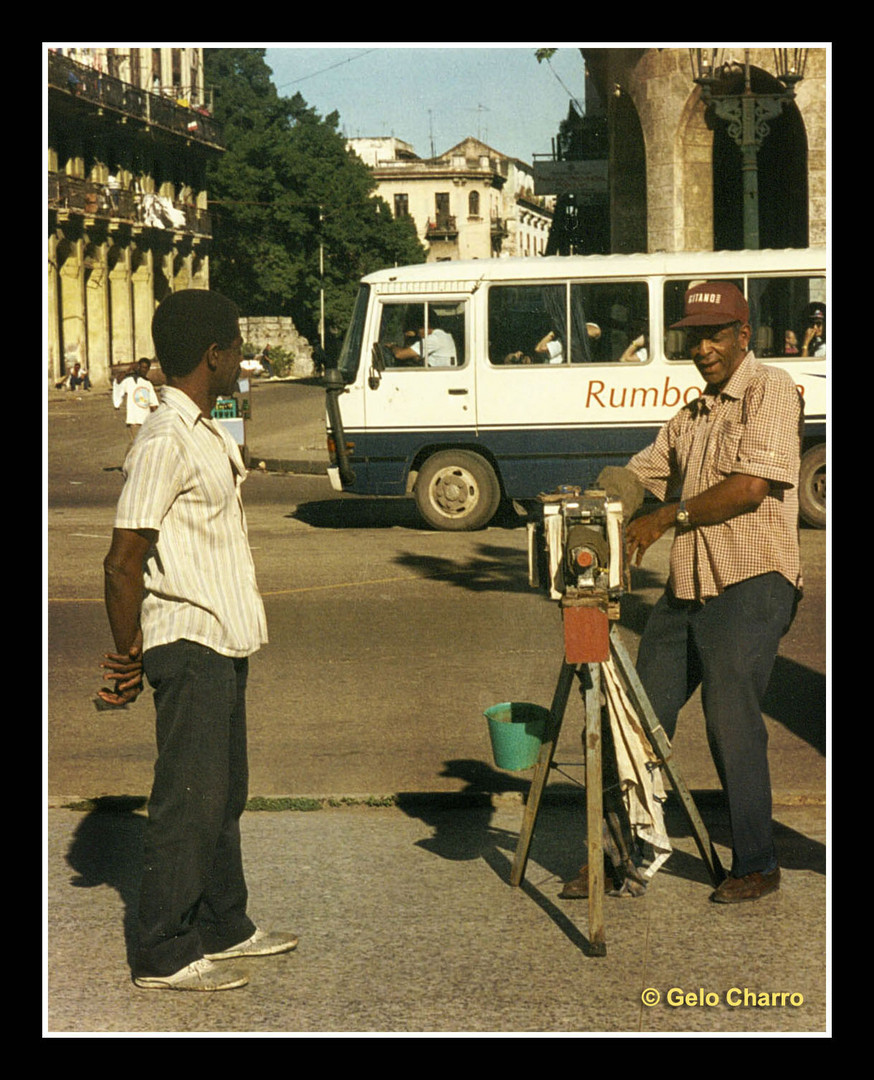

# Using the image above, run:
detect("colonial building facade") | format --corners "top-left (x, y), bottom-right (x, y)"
top-left (349, 136), bottom-right (553, 261)
top-left (47, 47), bottom-right (222, 389)
top-left (538, 47), bottom-right (827, 256)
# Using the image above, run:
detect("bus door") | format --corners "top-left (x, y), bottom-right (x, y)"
top-left (364, 296), bottom-right (475, 440)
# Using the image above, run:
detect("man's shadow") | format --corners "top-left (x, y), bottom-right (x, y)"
top-left (64, 797), bottom-right (147, 969)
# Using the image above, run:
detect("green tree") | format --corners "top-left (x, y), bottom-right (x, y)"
top-left (204, 48), bottom-right (425, 351)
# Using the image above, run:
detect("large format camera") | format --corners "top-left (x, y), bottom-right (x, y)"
top-left (528, 486), bottom-right (629, 664)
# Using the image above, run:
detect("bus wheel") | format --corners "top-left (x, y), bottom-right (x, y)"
top-left (415, 450), bottom-right (501, 531)
top-left (799, 443), bottom-right (826, 528)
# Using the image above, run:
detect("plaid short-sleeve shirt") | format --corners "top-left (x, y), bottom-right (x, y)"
top-left (627, 353), bottom-right (803, 601)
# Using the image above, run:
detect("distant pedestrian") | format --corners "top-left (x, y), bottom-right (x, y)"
top-left (67, 363), bottom-right (91, 392)
top-left (112, 358), bottom-right (159, 440)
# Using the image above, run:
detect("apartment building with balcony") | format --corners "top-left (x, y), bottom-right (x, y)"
top-left (47, 47), bottom-right (224, 388)
top-left (349, 136), bottom-right (552, 262)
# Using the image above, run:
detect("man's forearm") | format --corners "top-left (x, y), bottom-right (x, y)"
top-left (102, 527), bottom-right (154, 654)
top-left (103, 562), bottom-right (144, 654)
top-left (683, 474), bottom-right (769, 526)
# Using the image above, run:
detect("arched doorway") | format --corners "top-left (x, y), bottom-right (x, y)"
top-left (709, 66), bottom-right (808, 250)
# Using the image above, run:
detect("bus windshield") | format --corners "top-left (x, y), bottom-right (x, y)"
top-left (337, 285), bottom-right (370, 381)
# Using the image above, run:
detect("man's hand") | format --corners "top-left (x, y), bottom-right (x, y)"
top-left (98, 631), bottom-right (144, 706)
top-left (625, 504), bottom-right (676, 566)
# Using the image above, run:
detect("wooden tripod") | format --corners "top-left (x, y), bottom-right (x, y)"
top-left (509, 624), bottom-right (726, 956)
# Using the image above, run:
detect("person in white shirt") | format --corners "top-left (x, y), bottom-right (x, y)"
top-left (112, 358), bottom-right (159, 440)
top-left (391, 318), bottom-right (458, 367)
top-left (99, 290), bottom-right (297, 992)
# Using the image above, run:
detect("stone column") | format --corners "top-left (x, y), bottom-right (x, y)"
top-left (109, 240), bottom-right (135, 366)
top-left (85, 243), bottom-right (111, 386)
top-left (58, 238), bottom-right (87, 375)
top-left (47, 233), bottom-right (62, 384)
top-left (132, 247), bottom-right (155, 361)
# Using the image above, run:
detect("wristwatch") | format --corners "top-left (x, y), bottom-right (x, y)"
top-left (675, 500), bottom-right (690, 526)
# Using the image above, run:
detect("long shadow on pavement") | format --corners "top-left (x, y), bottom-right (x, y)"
top-left (64, 797), bottom-right (146, 971)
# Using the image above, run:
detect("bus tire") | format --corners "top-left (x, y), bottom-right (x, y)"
top-left (414, 450), bottom-right (501, 531)
top-left (799, 443), bottom-right (826, 529)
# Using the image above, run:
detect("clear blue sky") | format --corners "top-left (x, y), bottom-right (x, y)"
top-left (264, 44), bottom-right (589, 165)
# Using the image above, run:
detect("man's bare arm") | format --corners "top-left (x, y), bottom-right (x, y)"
top-left (625, 474), bottom-right (769, 566)
top-left (99, 527), bottom-right (155, 704)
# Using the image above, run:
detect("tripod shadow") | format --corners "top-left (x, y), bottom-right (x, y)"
top-left (63, 797), bottom-right (146, 970)
top-left (396, 758), bottom-right (615, 956)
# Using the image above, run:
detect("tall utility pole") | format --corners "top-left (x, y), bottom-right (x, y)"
top-left (318, 206), bottom-right (325, 350)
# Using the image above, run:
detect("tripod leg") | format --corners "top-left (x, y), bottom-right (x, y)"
top-left (609, 627), bottom-right (726, 886)
top-left (584, 662), bottom-right (607, 956)
top-left (510, 659), bottom-right (576, 887)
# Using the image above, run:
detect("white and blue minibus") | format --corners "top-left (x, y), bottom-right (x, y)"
top-left (325, 248), bottom-right (827, 530)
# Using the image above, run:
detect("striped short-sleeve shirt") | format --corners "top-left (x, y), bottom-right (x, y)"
top-left (627, 353), bottom-right (803, 601)
top-left (114, 386), bottom-right (268, 657)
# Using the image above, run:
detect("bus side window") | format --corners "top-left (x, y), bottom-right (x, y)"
top-left (571, 281), bottom-right (650, 363)
top-left (488, 284), bottom-right (567, 365)
top-left (748, 276), bottom-right (827, 359)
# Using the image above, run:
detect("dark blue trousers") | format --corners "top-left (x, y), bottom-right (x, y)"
top-left (636, 572), bottom-right (796, 879)
top-left (135, 640), bottom-right (256, 977)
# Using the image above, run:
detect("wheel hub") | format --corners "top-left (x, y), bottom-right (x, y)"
top-left (433, 468), bottom-right (475, 515)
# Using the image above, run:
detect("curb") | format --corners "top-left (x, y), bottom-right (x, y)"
top-left (254, 456), bottom-right (329, 476)
top-left (47, 788), bottom-right (827, 813)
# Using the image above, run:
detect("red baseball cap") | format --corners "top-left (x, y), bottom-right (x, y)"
top-left (671, 281), bottom-right (750, 328)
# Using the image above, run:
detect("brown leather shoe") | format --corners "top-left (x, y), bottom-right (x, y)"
top-left (711, 867), bottom-right (780, 904)
top-left (559, 865), bottom-right (608, 900)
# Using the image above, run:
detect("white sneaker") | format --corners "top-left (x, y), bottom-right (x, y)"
top-left (133, 957), bottom-right (250, 991)
top-left (205, 928), bottom-right (299, 961)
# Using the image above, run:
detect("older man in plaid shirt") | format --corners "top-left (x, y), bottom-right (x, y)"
top-left (564, 281), bottom-right (803, 905)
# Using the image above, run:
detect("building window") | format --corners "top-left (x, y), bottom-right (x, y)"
top-left (394, 193), bottom-right (409, 219)
top-left (468, 191), bottom-right (480, 217)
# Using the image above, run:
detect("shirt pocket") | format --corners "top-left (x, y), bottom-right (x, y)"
top-left (671, 424), bottom-right (698, 472)
top-left (713, 420), bottom-right (745, 476)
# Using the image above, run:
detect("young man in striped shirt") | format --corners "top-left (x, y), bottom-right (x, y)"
top-left (99, 289), bottom-right (298, 991)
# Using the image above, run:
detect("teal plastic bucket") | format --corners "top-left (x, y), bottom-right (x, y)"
top-left (484, 702), bottom-right (550, 771)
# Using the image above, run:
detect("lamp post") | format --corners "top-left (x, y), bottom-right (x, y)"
top-left (690, 48), bottom-right (807, 249)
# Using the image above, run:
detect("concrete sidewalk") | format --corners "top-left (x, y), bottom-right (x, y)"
top-left (46, 798), bottom-right (827, 1035)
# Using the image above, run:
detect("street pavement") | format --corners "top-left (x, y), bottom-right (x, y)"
top-left (44, 380), bottom-right (830, 1036)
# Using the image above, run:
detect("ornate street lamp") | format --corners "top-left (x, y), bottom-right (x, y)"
top-left (690, 48), bottom-right (808, 249)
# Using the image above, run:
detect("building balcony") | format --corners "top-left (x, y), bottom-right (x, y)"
top-left (426, 215), bottom-right (458, 239)
top-left (48, 51), bottom-right (223, 147)
top-left (48, 173), bottom-right (213, 237)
